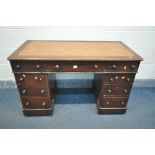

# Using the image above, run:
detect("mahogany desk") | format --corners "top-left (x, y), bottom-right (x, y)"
top-left (8, 41), bottom-right (143, 116)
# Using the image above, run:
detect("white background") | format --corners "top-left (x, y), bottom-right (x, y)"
top-left (0, 0), bottom-right (155, 155)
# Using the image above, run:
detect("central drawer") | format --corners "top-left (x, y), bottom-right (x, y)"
top-left (45, 62), bottom-right (95, 72)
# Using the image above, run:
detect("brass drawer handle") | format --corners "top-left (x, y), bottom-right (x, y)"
top-left (106, 101), bottom-right (110, 105)
top-left (19, 74), bottom-right (26, 82)
top-left (126, 77), bottom-right (130, 82)
top-left (41, 89), bottom-right (45, 94)
top-left (131, 65), bottom-right (136, 69)
top-left (34, 76), bottom-right (38, 80)
top-left (94, 65), bottom-right (99, 69)
top-left (16, 64), bottom-right (20, 69)
top-left (42, 102), bottom-right (46, 107)
top-left (108, 89), bottom-right (112, 93)
top-left (110, 78), bottom-right (114, 82)
top-left (22, 89), bottom-right (27, 94)
top-left (25, 102), bottom-right (29, 106)
top-left (34, 76), bottom-right (43, 82)
top-left (123, 89), bottom-right (128, 93)
top-left (19, 77), bottom-right (24, 81)
top-left (39, 77), bottom-right (43, 81)
top-left (54, 65), bottom-right (59, 69)
top-left (112, 65), bottom-right (116, 69)
top-left (22, 74), bottom-right (26, 78)
top-left (121, 101), bottom-right (125, 105)
top-left (36, 64), bottom-right (40, 69)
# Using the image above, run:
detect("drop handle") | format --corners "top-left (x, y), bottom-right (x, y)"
top-left (16, 64), bottom-right (20, 69)
top-left (19, 77), bottom-right (24, 81)
top-left (42, 102), bottom-right (46, 107)
top-left (106, 101), bottom-right (110, 105)
top-left (112, 65), bottom-right (116, 69)
top-left (131, 65), bottom-right (136, 69)
top-left (110, 78), bottom-right (114, 82)
top-left (121, 101), bottom-right (125, 105)
top-left (94, 65), bottom-right (99, 69)
top-left (126, 77), bottom-right (130, 82)
top-left (22, 89), bottom-right (26, 94)
top-left (22, 74), bottom-right (26, 78)
top-left (54, 65), bottom-right (59, 69)
top-left (36, 64), bottom-right (40, 69)
top-left (34, 76), bottom-right (43, 82)
top-left (123, 89), bottom-right (128, 93)
top-left (25, 102), bottom-right (30, 106)
top-left (41, 89), bottom-right (45, 94)
top-left (108, 89), bottom-right (112, 93)
top-left (39, 77), bottom-right (43, 81)
top-left (34, 76), bottom-right (38, 80)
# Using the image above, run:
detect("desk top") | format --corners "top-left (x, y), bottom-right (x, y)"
top-left (8, 41), bottom-right (143, 61)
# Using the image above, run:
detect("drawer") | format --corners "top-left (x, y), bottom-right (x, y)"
top-left (102, 84), bottom-right (132, 96)
top-left (45, 62), bottom-right (108, 72)
top-left (11, 61), bottom-right (45, 72)
top-left (15, 73), bottom-right (46, 85)
top-left (103, 73), bottom-right (135, 84)
top-left (45, 61), bottom-right (139, 72)
top-left (99, 97), bottom-right (128, 108)
top-left (12, 61), bottom-right (107, 72)
top-left (21, 97), bottom-right (51, 109)
top-left (18, 85), bottom-right (48, 97)
top-left (11, 60), bottom-right (140, 73)
top-left (107, 61), bottom-right (139, 72)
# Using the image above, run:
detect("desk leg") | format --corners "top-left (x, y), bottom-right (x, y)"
top-left (14, 73), bottom-right (56, 116)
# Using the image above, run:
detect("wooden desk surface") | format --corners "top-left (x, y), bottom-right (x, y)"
top-left (8, 41), bottom-right (143, 61)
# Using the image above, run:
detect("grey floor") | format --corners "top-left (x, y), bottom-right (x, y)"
top-left (0, 87), bottom-right (155, 129)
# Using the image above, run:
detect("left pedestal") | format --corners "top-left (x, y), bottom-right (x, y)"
top-left (14, 73), bottom-right (55, 116)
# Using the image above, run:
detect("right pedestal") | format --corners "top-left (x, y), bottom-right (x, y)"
top-left (94, 73), bottom-right (136, 114)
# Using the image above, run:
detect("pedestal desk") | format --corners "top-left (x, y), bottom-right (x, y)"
top-left (8, 41), bottom-right (143, 116)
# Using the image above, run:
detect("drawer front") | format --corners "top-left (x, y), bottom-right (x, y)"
top-left (45, 62), bottom-right (108, 72)
top-left (45, 61), bottom-right (139, 72)
top-left (21, 97), bottom-right (51, 109)
top-left (11, 61), bottom-right (140, 73)
top-left (102, 84), bottom-right (132, 96)
top-left (100, 97), bottom-right (128, 108)
top-left (103, 73), bottom-right (135, 84)
top-left (18, 85), bottom-right (48, 97)
top-left (107, 61), bottom-right (139, 72)
top-left (11, 61), bottom-right (45, 72)
top-left (15, 73), bottom-right (46, 85)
